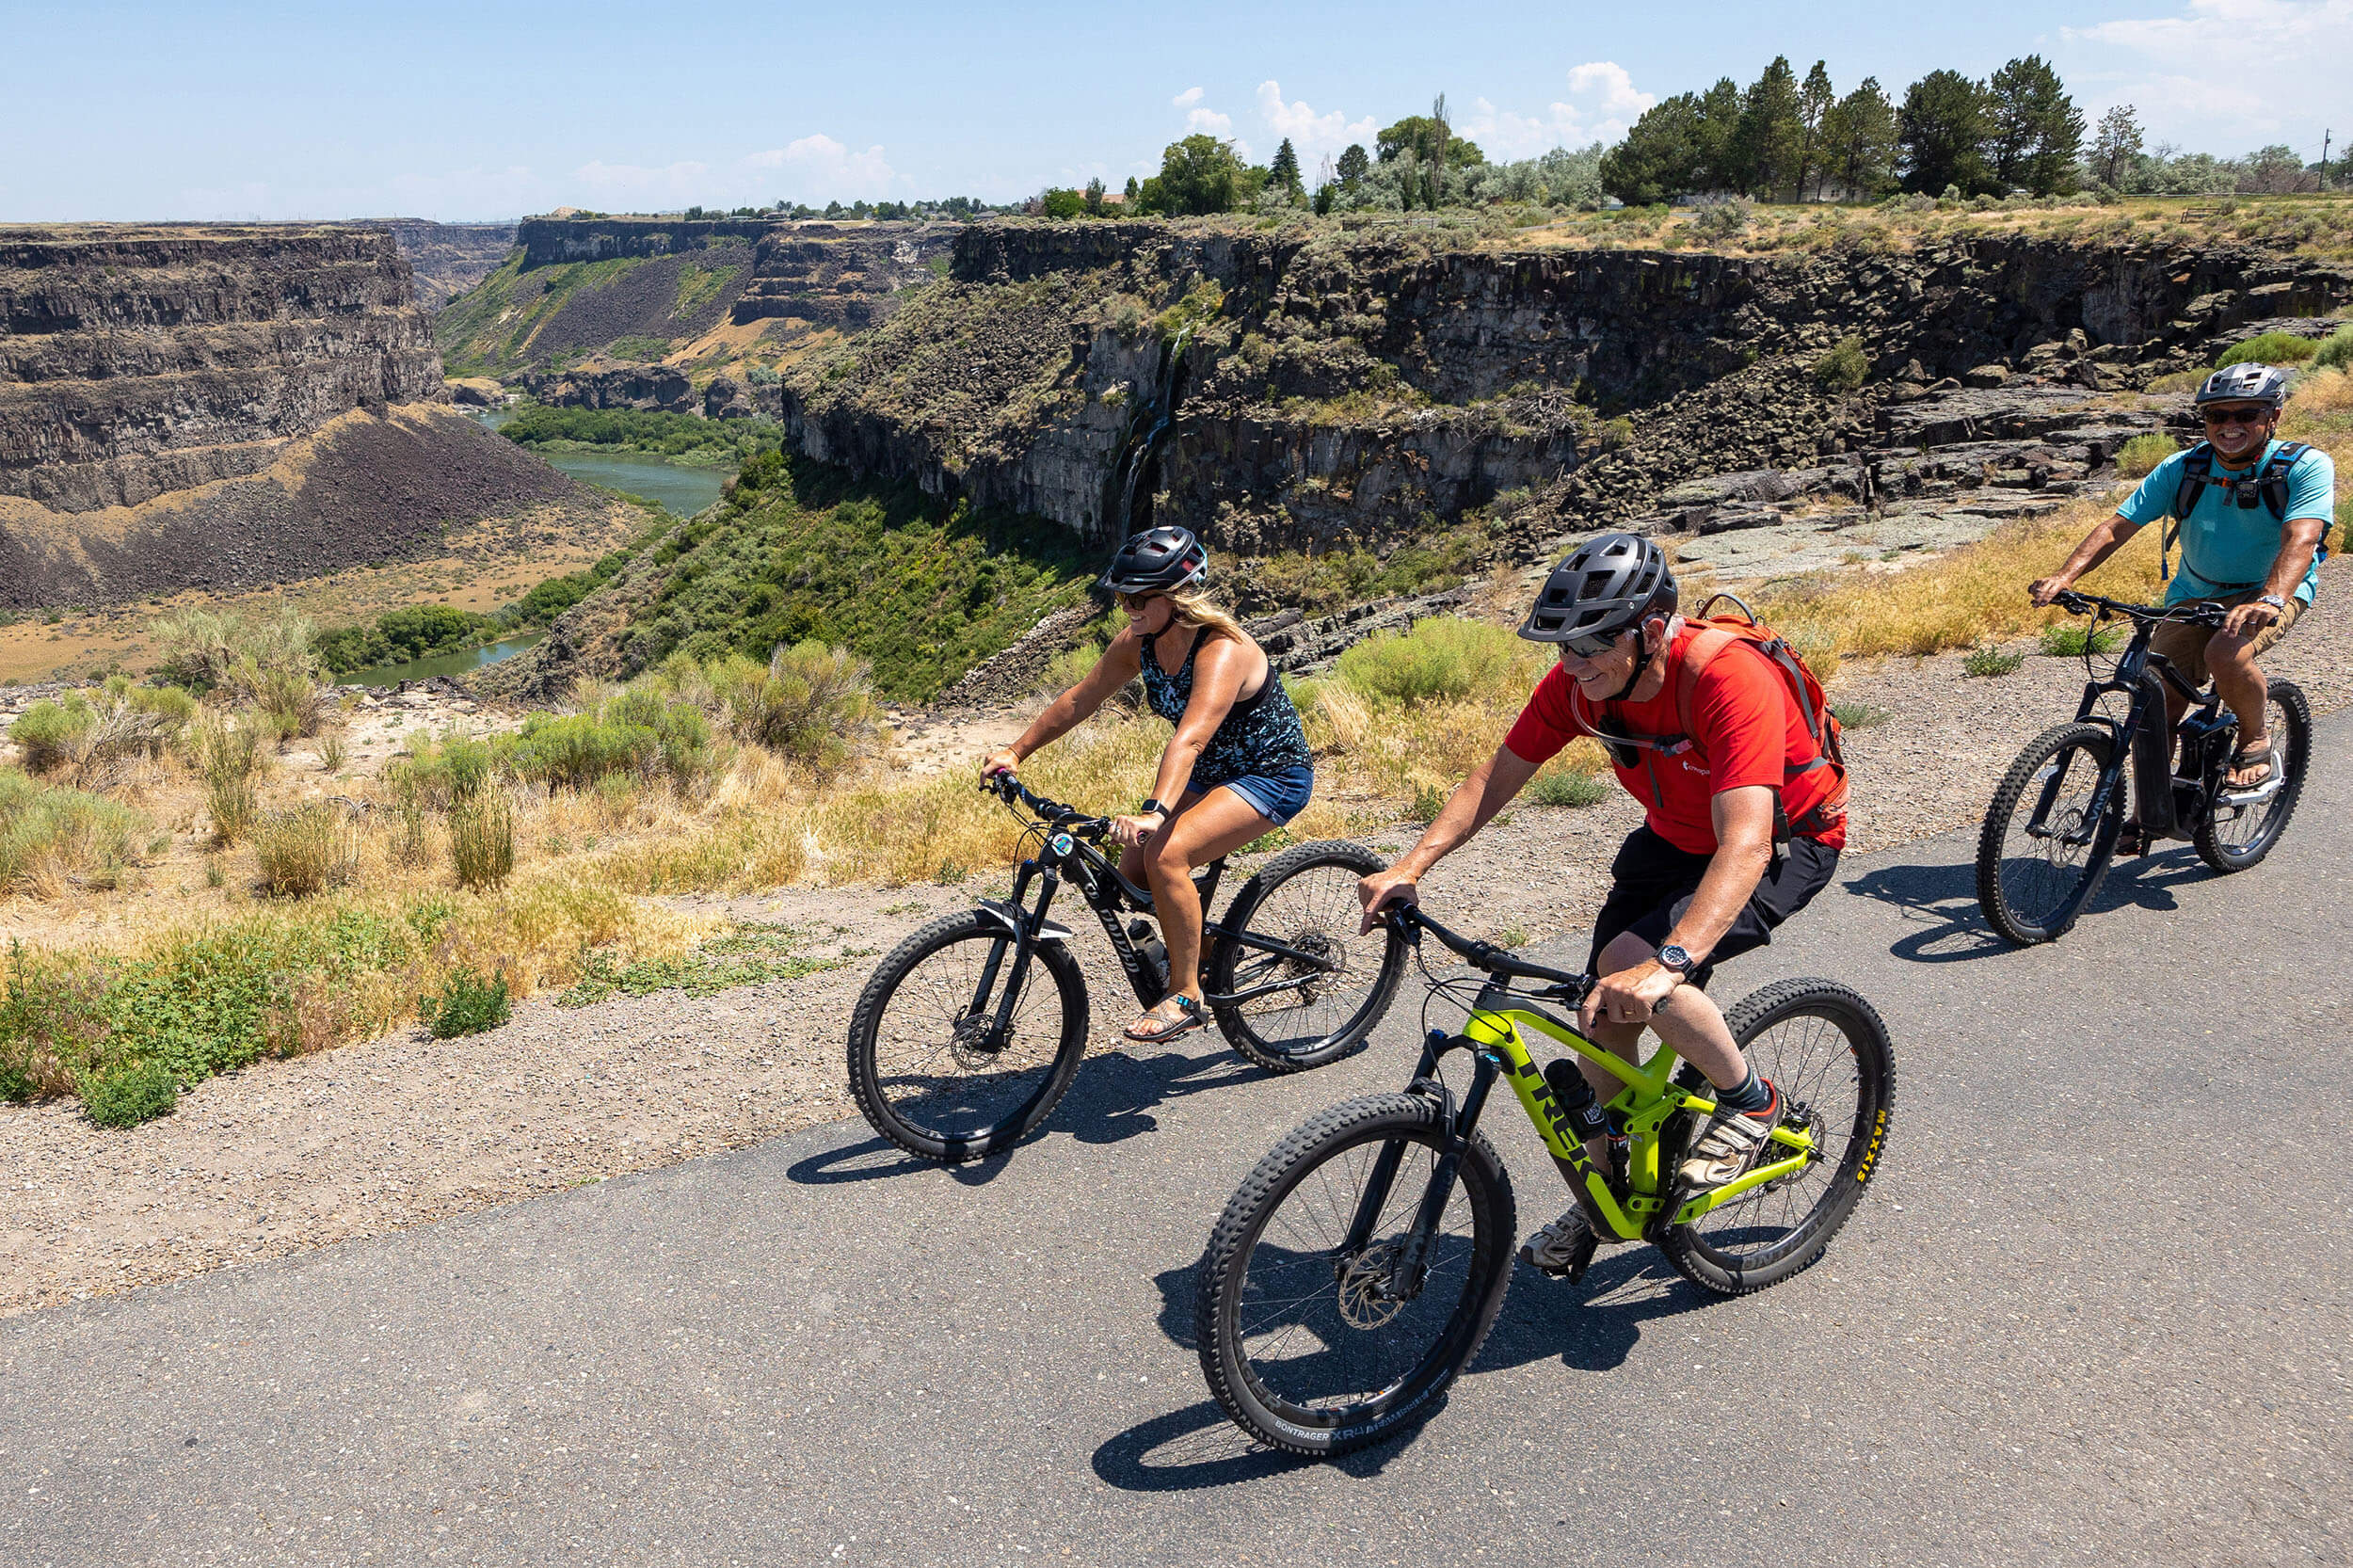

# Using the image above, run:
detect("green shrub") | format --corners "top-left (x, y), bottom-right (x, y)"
top-left (1831, 701), bottom-right (1891, 731)
top-left (1963, 644), bottom-right (2025, 677)
top-left (1814, 335), bottom-right (1869, 392)
top-left (9, 698), bottom-right (96, 773)
top-left (152, 606), bottom-right (319, 699)
top-left (506, 712), bottom-right (659, 789)
top-left (2115, 433), bottom-right (2180, 478)
top-left (251, 804), bottom-right (360, 898)
top-left (2216, 331), bottom-right (2324, 369)
top-left (1336, 618), bottom-right (1534, 707)
top-left (0, 769), bottom-right (144, 894)
top-left (2039, 622), bottom-right (2126, 656)
top-left (449, 791), bottom-right (515, 890)
top-left (2313, 324), bottom-right (2353, 372)
top-left (1526, 769), bottom-right (1610, 808)
top-left (192, 716), bottom-right (267, 843)
top-left (1411, 781), bottom-right (1448, 822)
top-left (721, 642), bottom-right (879, 765)
top-left (424, 966), bottom-right (510, 1038)
top-left (81, 1057), bottom-right (178, 1128)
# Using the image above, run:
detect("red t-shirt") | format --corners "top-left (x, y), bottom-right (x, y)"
top-left (1502, 625), bottom-right (1848, 854)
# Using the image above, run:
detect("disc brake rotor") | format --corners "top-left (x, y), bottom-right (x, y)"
top-left (1334, 1242), bottom-right (1407, 1329)
top-left (1281, 928), bottom-right (1339, 1005)
top-left (947, 1013), bottom-right (1006, 1069)
top-left (1762, 1097), bottom-right (1826, 1194)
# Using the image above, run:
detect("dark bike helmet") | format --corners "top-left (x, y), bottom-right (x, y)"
top-left (2193, 361), bottom-right (2291, 409)
top-left (1098, 525), bottom-right (1209, 595)
top-left (1517, 532), bottom-right (1678, 653)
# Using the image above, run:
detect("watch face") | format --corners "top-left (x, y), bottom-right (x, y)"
top-left (1658, 945), bottom-right (1692, 973)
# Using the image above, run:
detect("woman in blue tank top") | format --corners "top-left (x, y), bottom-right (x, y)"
top-left (983, 527), bottom-right (1314, 1042)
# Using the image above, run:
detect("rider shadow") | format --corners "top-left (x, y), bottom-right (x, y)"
top-left (784, 1135), bottom-right (1019, 1189)
top-left (1849, 847), bottom-right (2212, 966)
top-left (1090, 1247), bottom-right (1714, 1491)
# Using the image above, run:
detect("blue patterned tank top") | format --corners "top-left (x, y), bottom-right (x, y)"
top-left (1137, 628), bottom-right (1313, 787)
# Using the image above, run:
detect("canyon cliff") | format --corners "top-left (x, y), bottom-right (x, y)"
top-left (0, 224), bottom-right (594, 609)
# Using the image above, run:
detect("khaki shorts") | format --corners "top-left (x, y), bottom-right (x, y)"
top-left (2147, 591), bottom-right (2303, 689)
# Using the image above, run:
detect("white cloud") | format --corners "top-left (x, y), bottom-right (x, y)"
top-left (1458, 61), bottom-right (1655, 161)
top-left (1172, 86), bottom-right (1204, 108)
top-left (1181, 104), bottom-right (1246, 159)
top-left (2061, 1), bottom-right (2352, 142)
top-left (1254, 81), bottom-right (1376, 175)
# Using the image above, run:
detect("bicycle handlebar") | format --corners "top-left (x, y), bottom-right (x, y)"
top-left (982, 771), bottom-right (1111, 839)
top-left (2051, 589), bottom-right (2227, 627)
top-left (1385, 902), bottom-right (1591, 996)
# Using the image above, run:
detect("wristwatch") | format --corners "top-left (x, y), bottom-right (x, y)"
top-left (1656, 944), bottom-right (1696, 979)
top-left (2255, 593), bottom-right (2287, 612)
top-left (1138, 798), bottom-right (1168, 819)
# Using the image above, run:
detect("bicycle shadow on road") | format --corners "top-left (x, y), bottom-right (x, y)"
top-left (784, 1039), bottom-right (1265, 1189)
top-left (1845, 849), bottom-right (2210, 965)
top-left (1091, 1248), bottom-right (1714, 1490)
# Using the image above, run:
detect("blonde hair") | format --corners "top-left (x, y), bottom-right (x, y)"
top-left (1164, 586), bottom-right (1247, 644)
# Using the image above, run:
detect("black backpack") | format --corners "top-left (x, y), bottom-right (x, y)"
top-left (2163, 440), bottom-right (2325, 590)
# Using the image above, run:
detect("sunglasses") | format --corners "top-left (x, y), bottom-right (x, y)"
top-left (1555, 628), bottom-right (1632, 661)
top-left (2201, 406), bottom-right (2272, 427)
top-left (1116, 591), bottom-right (1164, 613)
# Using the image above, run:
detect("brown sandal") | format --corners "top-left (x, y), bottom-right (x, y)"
top-left (1124, 994), bottom-right (1209, 1042)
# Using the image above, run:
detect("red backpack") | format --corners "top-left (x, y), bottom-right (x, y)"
top-left (1571, 595), bottom-right (1849, 841)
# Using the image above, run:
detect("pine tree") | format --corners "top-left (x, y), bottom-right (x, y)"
top-left (1821, 77), bottom-right (1899, 199)
top-left (1269, 137), bottom-right (1304, 200)
top-left (1734, 57), bottom-right (1807, 200)
top-left (1696, 76), bottom-right (1746, 192)
top-left (1336, 144), bottom-right (1369, 187)
top-left (1600, 93), bottom-right (1709, 205)
top-left (1796, 61), bottom-right (1836, 200)
top-left (2090, 104), bottom-right (2143, 188)
top-left (1986, 56), bottom-right (2085, 194)
top-left (1899, 70), bottom-right (1994, 195)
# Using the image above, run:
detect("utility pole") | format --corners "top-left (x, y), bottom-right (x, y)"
top-left (2323, 130), bottom-right (2331, 193)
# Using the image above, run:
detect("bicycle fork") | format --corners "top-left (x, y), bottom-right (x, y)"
top-left (1340, 1032), bottom-right (1501, 1304)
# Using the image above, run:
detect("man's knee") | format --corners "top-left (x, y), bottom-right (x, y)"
top-left (1596, 929), bottom-right (1655, 975)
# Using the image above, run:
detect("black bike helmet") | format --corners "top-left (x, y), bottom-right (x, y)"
top-left (2193, 361), bottom-right (2291, 409)
top-left (1098, 525), bottom-right (1209, 595)
top-left (1517, 532), bottom-right (1678, 653)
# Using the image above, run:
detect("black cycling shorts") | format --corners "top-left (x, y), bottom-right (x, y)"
top-left (1585, 824), bottom-right (1839, 990)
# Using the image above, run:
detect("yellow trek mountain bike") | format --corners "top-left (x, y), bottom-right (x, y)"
top-left (1194, 904), bottom-right (1895, 1456)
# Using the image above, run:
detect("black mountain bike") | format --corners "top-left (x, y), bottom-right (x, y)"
top-left (1975, 589), bottom-right (2311, 946)
top-left (847, 775), bottom-right (1410, 1162)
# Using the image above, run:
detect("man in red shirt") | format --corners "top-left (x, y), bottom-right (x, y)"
top-left (1357, 533), bottom-right (1846, 1272)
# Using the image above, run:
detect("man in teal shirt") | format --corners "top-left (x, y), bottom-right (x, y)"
top-left (2031, 362), bottom-right (2332, 792)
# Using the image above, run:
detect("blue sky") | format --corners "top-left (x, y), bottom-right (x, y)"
top-left (6, 0), bottom-right (2348, 220)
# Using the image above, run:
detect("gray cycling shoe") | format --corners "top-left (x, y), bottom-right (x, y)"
top-left (1678, 1080), bottom-right (1784, 1191)
top-left (1518, 1207), bottom-right (1624, 1281)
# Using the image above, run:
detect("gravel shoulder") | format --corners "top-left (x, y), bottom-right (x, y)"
top-left (6, 573), bottom-right (2345, 1316)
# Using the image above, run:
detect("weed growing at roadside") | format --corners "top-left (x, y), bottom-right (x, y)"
top-left (80, 1058), bottom-right (178, 1128)
top-left (251, 804), bottom-right (360, 898)
top-left (1831, 701), bottom-right (1892, 731)
top-left (1964, 645), bottom-right (2025, 677)
top-left (557, 924), bottom-right (833, 1007)
top-left (192, 715), bottom-right (267, 844)
top-left (1411, 781), bottom-right (1448, 822)
top-left (1526, 769), bottom-right (1611, 808)
top-left (449, 792), bottom-right (516, 890)
top-left (424, 966), bottom-right (510, 1038)
top-left (2040, 622), bottom-right (2126, 656)
top-left (0, 769), bottom-right (144, 895)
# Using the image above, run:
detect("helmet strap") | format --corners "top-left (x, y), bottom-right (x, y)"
top-left (1605, 625), bottom-right (1658, 703)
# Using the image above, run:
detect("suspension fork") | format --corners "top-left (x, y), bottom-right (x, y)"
top-left (1336, 1032), bottom-right (1500, 1301)
top-left (976, 860), bottom-right (1063, 1040)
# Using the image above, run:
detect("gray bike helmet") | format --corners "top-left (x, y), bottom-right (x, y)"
top-left (1098, 525), bottom-right (1208, 595)
top-left (1518, 532), bottom-right (1678, 654)
top-left (2193, 361), bottom-right (2291, 409)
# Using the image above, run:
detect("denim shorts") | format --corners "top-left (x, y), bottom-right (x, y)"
top-left (1198, 764), bottom-right (1315, 827)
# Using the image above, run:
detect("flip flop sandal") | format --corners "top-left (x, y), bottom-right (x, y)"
top-left (1124, 995), bottom-right (1209, 1042)
top-left (2222, 743), bottom-right (2282, 802)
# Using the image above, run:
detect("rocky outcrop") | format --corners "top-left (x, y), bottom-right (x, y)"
top-left (0, 224), bottom-right (597, 608)
top-left (515, 216), bottom-right (775, 265)
top-left (522, 357), bottom-right (695, 414)
top-left (729, 224), bottom-right (959, 334)
top-left (370, 220), bottom-right (517, 311)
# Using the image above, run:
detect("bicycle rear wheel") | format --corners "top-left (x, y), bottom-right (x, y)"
top-left (846, 912), bottom-right (1090, 1162)
top-left (1208, 841), bottom-right (1407, 1074)
top-left (2194, 679), bottom-right (2310, 873)
top-left (1661, 979), bottom-right (1894, 1296)
top-left (1195, 1094), bottom-right (1515, 1456)
top-left (1975, 721), bottom-right (2121, 946)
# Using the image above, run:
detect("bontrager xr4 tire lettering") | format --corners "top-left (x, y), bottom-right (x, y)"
top-left (1194, 1095), bottom-right (1515, 1456)
top-left (1976, 721), bottom-right (2121, 946)
top-left (1660, 978), bottom-right (1895, 1297)
top-left (1209, 841), bottom-right (1408, 1073)
top-left (847, 911), bottom-right (1090, 1163)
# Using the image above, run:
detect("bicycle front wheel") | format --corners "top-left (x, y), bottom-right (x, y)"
top-left (1975, 721), bottom-right (2121, 946)
top-left (1194, 1094), bottom-right (1515, 1457)
top-left (1208, 840), bottom-right (1407, 1074)
top-left (2194, 679), bottom-right (2311, 873)
top-left (1661, 979), bottom-right (1894, 1296)
top-left (846, 912), bottom-right (1090, 1162)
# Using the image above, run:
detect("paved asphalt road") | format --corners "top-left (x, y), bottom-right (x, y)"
top-left (7, 717), bottom-right (2349, 1568)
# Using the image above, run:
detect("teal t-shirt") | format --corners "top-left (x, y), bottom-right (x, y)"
top-left (2117, 439), bottom-right (2334, 605)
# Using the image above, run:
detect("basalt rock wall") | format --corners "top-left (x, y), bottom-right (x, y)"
top-left (778, 220), bottom-right (2353, 557)
top-left (515, 216), bottom-right (776, 265)
top-left (0, 224), bottom-right (591, 608)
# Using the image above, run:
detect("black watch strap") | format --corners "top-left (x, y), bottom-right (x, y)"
top-left (1139, 798), bottom-right (1167, 818)
top-left (1657, 943), bottom-right (1696, 977)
